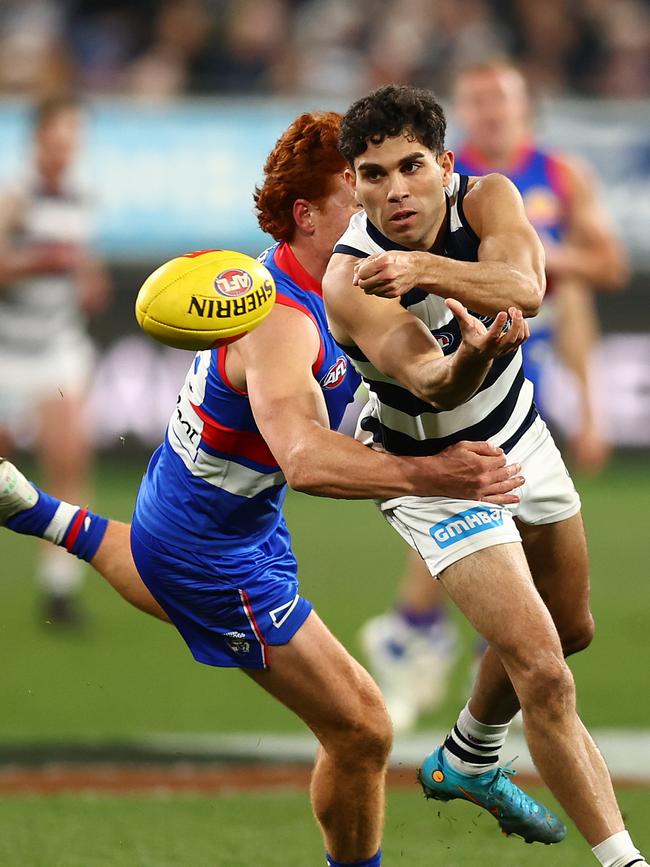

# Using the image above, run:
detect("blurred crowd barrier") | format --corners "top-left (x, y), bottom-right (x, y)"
top-left (0, 98), bottom-right (648, 262)
top-left (0, 96), bottom-right (648, 449)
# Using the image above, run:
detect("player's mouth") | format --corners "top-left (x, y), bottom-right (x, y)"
top-left (388, 209), bottom-right (417, 227)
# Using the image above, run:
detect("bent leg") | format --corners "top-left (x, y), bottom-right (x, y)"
top-left (91, 520), bottom-right (168, 621)
top-left (440, 542), bottom-right (623, 846)
top-left (469, 512), bottom-right (593, 725)
top-left (246, 610), bottom-right (391, 863)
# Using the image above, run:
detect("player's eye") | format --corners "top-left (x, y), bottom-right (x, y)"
top-left (402, 161), bottom-right (422, 174)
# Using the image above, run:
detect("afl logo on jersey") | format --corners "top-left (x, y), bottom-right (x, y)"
top-left (436, 332), bottom-right (455, 351)
top-left (320, 355), bottom-right (348, 389)
top-left (214, 269), bottom-right (254, 298)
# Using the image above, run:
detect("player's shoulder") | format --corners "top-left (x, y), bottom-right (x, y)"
top-left (464, 172), bottom-right (524, 218)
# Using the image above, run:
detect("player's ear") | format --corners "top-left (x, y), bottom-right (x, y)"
top-left (343, 167), bottom-right (356, 192)
top-left (438, 150), bottom-right (454, 185)
top-left (292, 198), bottom-right (315, 235)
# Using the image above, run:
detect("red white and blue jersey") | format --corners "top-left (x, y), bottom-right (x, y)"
top-left (134, 241), bottom-right (360, 554)
top-left (455, 139), bottom-right (570, 292)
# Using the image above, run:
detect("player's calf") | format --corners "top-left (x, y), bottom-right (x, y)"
top-left (0, 458), bottom-right (108, 563)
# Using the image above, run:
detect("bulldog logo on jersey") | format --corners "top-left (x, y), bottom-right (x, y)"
top-left (214, 269), bottom-right (254, 298)
top-left (225, 631), bottom-right (251, 655)
top-left (320, 355), bottom-right (348, 389)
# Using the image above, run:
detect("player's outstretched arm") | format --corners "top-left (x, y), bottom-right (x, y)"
top-left (543, 155), bottom-right (628, 291)
top-left (238, 303), bottom-right (523, 503)
top-left (325, 254), bottom-right (526, 412)
top-left (353, 174), bottom-right (545, 317)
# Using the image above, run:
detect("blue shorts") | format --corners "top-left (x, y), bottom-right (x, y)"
top-left (130, 517), bottom-right (312, 670)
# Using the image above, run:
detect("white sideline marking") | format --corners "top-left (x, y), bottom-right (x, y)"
top-left (140, 728), bottom-right (650, 783)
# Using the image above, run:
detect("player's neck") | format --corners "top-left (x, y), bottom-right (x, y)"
top-left (287, 237), bottom-right (328, 286)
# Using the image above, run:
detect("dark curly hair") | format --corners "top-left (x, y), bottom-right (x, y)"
top-left (339, 85), bottom-right (447, 165)
top-left (254, 112), bottom-right (346, 242)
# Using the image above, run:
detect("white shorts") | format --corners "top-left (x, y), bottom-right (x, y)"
top-left (0, 337), bottom-right (94, 430)
top-left (379, 416), bottom-right (581, 578)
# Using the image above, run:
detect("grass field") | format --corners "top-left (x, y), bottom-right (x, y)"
top-left (0, 788), bottom-right (649, 866)
top-left (0, 453), bottom-right (648, 740)
top-left (0, 453), bottom-right (648, 866)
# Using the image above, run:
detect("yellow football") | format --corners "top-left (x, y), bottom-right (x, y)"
top-left (135, 249), bottom-right (276, 350)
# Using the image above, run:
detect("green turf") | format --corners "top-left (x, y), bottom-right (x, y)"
top-left (0, 454), bottom-right (648, 740)
top-left (0, 787), bottom-right (648, 866)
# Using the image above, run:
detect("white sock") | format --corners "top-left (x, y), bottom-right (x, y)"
top-left (592, 830), bottom-right (647, 867)
top-left (39, 547), bottom-right (83, 595)
top-left (443, 702), bottom-right (510, 777)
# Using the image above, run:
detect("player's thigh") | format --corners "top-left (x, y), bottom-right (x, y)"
top-left (245, 610), bottom-right (391, 753)
top-left (438, 542), bottom-right (564, 671)
top-left (517, 512), bottom-right (593, 654)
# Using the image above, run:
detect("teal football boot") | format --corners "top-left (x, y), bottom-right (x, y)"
top-left (419, 746), bottom-right (567, 845)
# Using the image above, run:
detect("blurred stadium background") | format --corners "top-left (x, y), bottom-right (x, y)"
top-left (0, 2), bottom-right (648, 865)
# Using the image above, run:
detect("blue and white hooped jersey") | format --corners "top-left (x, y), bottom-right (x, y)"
top-left (332, 172), bottom-right (537, 458)
top-left (134, 241), bottom-right (360, 554)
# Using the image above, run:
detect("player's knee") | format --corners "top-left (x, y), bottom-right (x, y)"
top-left (331, 687), bottom-right (393, 769)
top-left (518, 656), bottom-right (576, 721)
top-left (559, 613), bottom-right (595, 657)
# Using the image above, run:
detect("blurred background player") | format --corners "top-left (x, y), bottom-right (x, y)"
top-left (359, 60), bottom-right (629, 732)
top-left (0, 94), bottom-right (110, 627)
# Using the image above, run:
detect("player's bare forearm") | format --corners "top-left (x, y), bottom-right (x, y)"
top-left (282, 423), bottom-right (524, 505)
top-left (411, 253), bottom-right (543, 317)
top-left (411, 342), bottom-right (492, 410)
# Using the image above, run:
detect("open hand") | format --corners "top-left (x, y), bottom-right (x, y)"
top-left (447, 298), bottom-right (529, 359)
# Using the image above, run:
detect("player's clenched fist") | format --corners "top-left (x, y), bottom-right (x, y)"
top-left (353, 251), bottom-right (422, 297)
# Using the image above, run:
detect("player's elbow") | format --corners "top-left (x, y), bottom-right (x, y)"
top-left (521, 276), bottom-right (544, 318)
top-left (599, 251), bottom-right (629, 292)
top-left (282, 442), bottom-right (320, 494)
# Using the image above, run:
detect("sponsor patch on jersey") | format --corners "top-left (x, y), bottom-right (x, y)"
top-left (214, 269), bottom-right (254, 298)
top-left (429, 507), bottom-right (505, 548)
top-left (224, 630), bottom-right (251, 655)
top-left (320, 355), bottom-right (348, 389)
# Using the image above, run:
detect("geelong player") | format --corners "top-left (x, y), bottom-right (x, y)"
top-left (0, 112), bottom-right (531, 867)
top-left (324, 84), bottom-right (646, 867)
top-left (360, 60), bottom-right (630, 732)
top-left (0, 95), bottom-right (110, 627)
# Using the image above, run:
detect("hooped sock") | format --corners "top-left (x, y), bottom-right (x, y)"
top-left (592, 830), bottom-right (647, 867)
top-left (443, 702), bottom-right (510, 777)
top-left (6, 486), bottom-right (108, 563)
top-left (326, 849), bottom-right (382, 867)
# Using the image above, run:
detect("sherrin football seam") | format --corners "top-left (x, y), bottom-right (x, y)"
top-left (140, 303), bottom-right (274, 336)
top-left (136, 252), bottom-right (256, 315)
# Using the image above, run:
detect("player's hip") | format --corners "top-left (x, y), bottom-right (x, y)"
top-left (378, 417), bottom-right (580, 577)
top-left (130, 516), bottom-right (311, 670)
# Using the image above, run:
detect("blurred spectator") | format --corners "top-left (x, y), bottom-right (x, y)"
top-left (0, 95), bottom-right (111, 627)
top-left (0, 1), bottom-right (649, 109)
top-left (0, 1), bottom-right (64, 95)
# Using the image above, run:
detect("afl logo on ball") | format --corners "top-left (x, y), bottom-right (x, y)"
top-left (214, 269), bottom-right (254, 298)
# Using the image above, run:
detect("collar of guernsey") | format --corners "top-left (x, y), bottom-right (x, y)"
top-left (132, 241), bottom-right (360, 553)
top-left (331, 173), bottom-right (537, 459)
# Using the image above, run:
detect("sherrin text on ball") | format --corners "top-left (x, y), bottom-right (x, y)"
top-left (135, 249), bottom-right (276, 350)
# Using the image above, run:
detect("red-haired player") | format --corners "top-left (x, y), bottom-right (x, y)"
top-left (1, 112), bottom-right (526, 866)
